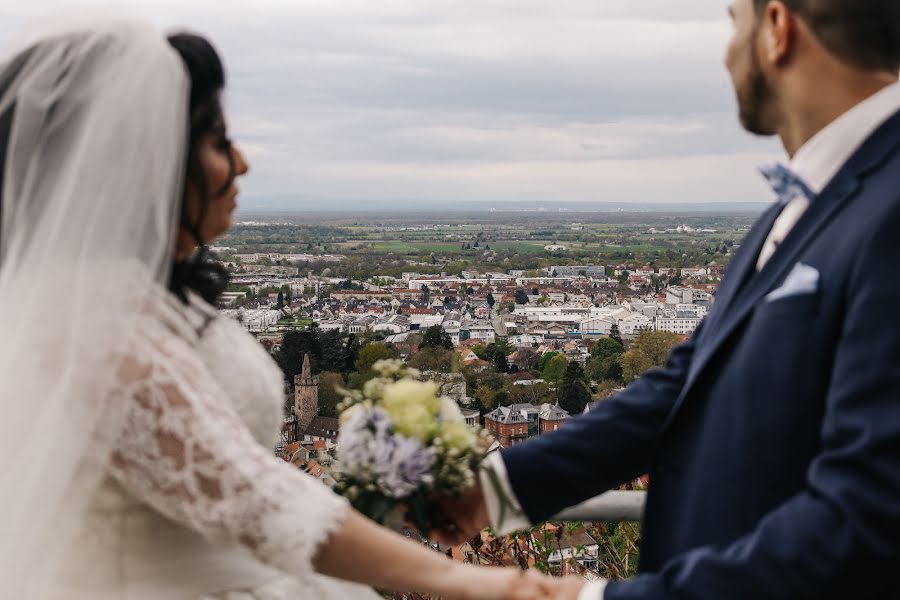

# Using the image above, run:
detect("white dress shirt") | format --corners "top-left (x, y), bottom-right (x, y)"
top-left (479, 80), bottom-right (900, 599)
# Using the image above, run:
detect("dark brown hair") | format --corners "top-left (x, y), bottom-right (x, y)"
top-left (753, 0), bottom-right (900, 71)
top-left (167, 32), bottom-right (232, 305)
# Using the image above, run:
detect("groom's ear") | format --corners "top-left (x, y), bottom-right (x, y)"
top-left (759, 1), bottom-right (796, 67)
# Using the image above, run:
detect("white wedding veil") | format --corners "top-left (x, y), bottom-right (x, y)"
top-left (0, 14), bottom-right (189, 597)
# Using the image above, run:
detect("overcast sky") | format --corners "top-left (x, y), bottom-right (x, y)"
top-left (2, 1), bottom-right (784, 209)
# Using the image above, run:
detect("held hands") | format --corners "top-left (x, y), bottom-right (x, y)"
top-left (427, 480), bottom-right (597, 600)
top-left (450, 564), bottom-right (587, 600)
top-left (541, 576), bottom-right (592, 599)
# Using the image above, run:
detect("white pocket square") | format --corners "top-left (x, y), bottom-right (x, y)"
top-left (765, 263), bottom-right (820, 302)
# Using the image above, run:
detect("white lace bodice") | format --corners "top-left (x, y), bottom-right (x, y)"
top-left (58, 294), bottom-right (375, 599)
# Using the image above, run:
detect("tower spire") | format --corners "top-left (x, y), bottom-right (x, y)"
top-left (295, 353), bottom-right (319, 433)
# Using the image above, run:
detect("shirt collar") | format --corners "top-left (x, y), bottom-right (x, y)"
top-left (791, 80), bottom-right (900, 195)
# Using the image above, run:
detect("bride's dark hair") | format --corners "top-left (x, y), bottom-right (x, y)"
top-left (166, 32), bottom-right (232, 305)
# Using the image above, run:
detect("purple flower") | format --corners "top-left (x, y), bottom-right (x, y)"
top-left (337, 404), bottom-right (435, 498)
top-left (375, 436), bottom-right (434, 498)
top-left (338, 405), bottom-right (394, 475)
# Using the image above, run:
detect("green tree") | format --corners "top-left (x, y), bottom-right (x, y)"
top-left (318, 329), bottom-right (350, 373)
top-left (486, 339), bottom-right (513, 357)
top-left (274, 328), bottom-right (321, 389)
top-left (483, 341), bottom-right (514, 373)
top-left (512, 347), bottom-right (540, 372)
top-left (408, 347), bottom-right (460, 373)
top-left (507, 382), bottom-right (555, 406)
top-left (609, 323), bottom-right (624, 346)
top-left (469, 371), bottom-right (509, 411)
top-left (514, 289), bottom-right (529, 304)
top-left (588, 337), bottom-right (625, 382)
top-left (541, 353), bottom-right (568, 390)
top-left (316, 372), bottom-right (345, 418)
top-left (276, 291), bottom-right (284, 310)
top-left (474, 384), bottom-right (501, 411)
top-left (591, 337), bottom-right (624, 360)
top-left (345, 334), bottom-right (361, 374)
top-left (558, 362), bottom-right (592, 414)
top-left (486, 292), bottom-right (496, 308)
top-left (537, 351), bottom-right (560, 372)
top-left (487, 347), bottom-right (509, 373)
top-left (418, 325), bottom-right (453, 350)
top-left (355, 343), bottom-right (397, 373)
top-left (619, 330), bottom-right (681, 383)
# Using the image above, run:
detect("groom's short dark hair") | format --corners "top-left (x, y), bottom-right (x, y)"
top-left (754, 0), bottom-right (900, 72)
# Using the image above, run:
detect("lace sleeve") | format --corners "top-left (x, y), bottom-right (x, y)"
top-left (107, 317), bottom-right (349, 578)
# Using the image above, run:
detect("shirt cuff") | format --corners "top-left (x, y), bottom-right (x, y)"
top-left (478, 451), bottom-right (532, 535)
top-left (577, 580), bottom-right (608, 600)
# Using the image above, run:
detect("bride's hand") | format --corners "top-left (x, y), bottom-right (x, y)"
top-left (445, 564), bottom-right (557, 600)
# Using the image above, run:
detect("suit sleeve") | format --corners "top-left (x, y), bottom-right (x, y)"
top-left (500, 324), bottom-right (700, 524)
top-left (604, 201), bottom-right (900, 600)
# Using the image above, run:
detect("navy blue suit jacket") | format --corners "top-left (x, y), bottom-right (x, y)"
top-left (501, 108), bottom-right (900, 599)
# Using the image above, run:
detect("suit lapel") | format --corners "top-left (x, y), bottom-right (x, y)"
top-left (696, 201), bottom-right (783, 338)
top-left (663, 107), bottom-right (900, 430)
top-left (685, 175), bottom-right (860, 386)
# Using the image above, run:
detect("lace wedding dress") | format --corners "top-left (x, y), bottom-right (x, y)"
top-left (51, 292), bottom-right (382, 600)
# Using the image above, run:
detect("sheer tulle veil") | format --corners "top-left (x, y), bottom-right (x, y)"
top-left (0, 13), bottom-right (189, 597)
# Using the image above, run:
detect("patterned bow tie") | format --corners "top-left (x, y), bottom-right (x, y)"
top-left (759, 163), bottom-right (815, 205)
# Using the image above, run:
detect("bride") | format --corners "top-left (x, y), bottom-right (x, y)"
top-left (0, 15), bottom-right (559, 600)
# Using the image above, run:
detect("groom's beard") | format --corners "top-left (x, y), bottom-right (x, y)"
top-left (738, 40), bottom-right (778, 137)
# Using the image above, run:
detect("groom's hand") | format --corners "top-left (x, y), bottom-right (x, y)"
top-left (430, 481), bottom-right (490, 546)
top-left (543, 576), bottom-right (588, 599)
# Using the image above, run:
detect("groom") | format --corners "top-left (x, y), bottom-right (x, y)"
top-left (437, 1), bottom-right (900, 598)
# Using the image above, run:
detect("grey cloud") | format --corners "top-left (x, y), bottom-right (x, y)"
top-left (3, 0), bottom-right (781, 207)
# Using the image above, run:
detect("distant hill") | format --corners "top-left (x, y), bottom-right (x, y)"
top-left (238, 195), bottom-right (767, 215)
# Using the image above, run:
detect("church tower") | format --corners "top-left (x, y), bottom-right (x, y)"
top-left (294, 354), bottom-right (318, 432)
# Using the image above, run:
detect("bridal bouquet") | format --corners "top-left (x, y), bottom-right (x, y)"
top-left (333, 359), bottom-right (485, 536)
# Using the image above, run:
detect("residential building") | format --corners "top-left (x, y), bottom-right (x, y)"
top-left (371, 314), bottom-right (410, 334)
top-left (483, 404), bottom-right (540, 447)
top-left (666, 286), bottom-right (696, 305)
top-left (547, 264), bottom-right (606, 277)
top-left (300, 416), bottom-right (340, 451)
top-left (539, 403), bottom-right (570, 433)
top-left (680, 267), bottom-right (708, 278)
top-left (656, 316), bottom-right (702, 335)
top-left (509, 333), bottom-right (545, 347)
top-left (618, 313), bottom-right (654, 335)
top-left (579, 316), bottom-right (614, 336)
top-left (483, 402), bottom-right (574, 448)
top-left (461, 408), bottom-right (480, 429)
top-left (463, 319), bottom-right (497, 343)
